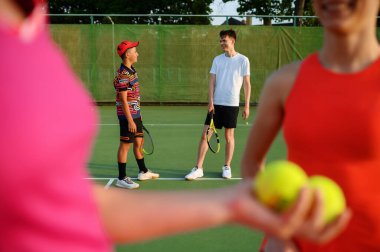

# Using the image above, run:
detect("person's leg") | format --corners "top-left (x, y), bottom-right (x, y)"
top-left (195, 125), bottom-right (210, 169)
top-left (116, 118), bottom-right (139, 189)
top-left (133, 118), bottom-right (159, 180)
top-left (117, 118), bottom-right (133, 178)
top-left (117, 140), bottom-right (132, 180)
top-left (185, 111), bottom-right (213, 180)
top-left (135, 137), bottom-right (160, 180)
top-left (132, 117), bottom-right (145, 162)
top-left (133, 136), bottom-right (147, 172)
top-left (185, 125), bottom-right (208, 180)
top-left (118, 141), bottom-right (131, 164)
top-left (224, 128), bottom-right (235, 167)
top-left (220, 106), bottom-right (238, 179)
top-left (134, 136), bottom-right (160, 179)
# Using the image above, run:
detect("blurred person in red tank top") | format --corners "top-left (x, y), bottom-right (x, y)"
top-left (242, 0), bottom-right (380, 251)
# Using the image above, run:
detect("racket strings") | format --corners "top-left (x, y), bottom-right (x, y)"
top-left (207, 126), bottom-right (220, 153)
top-left (142, 127), bottom-right (154, 155)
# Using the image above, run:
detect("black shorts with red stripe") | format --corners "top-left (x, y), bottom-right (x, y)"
top-left (118, 116), bottom-right (143, 143)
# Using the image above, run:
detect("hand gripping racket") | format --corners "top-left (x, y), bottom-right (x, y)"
top-left (206, 112), bottom-right (220, 154)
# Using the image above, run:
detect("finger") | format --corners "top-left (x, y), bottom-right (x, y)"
top-left (309, 189), bottom-right (326, 231)
top-left (316, 208), bottom-right (352, 244)
top-left (277, 187), bottom-right (313, 239)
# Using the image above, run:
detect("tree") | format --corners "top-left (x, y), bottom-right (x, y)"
top-left (301, 0), bottom-right (320, 26)
top-left (223, 0), bottom-right (317, 26)
top-left (48, 0), bottom-right (213, 24)
top-left (223, 0), bottom-right (294, 26)
top-left (294, 0), bottom-right (305, 25)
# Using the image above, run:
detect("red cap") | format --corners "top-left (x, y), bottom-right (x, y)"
top-left (117, 40), bottom-right (139, 57)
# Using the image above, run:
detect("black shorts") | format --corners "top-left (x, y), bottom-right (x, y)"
top-left (204, 105), bottom-right (239, 129)
top-left (118, 116), bottom-right (143, 143)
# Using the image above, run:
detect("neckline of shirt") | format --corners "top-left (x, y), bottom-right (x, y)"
top-left (314, 52), bottom-right (380, 77)
top-left (224, 52), bottom-right (239, 58)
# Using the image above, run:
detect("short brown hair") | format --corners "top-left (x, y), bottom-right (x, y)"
top-left (219, 29), bottom-right (236, 41)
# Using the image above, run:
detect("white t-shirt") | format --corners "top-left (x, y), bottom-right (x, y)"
top-left (210, 53), bottom-right (250, 106)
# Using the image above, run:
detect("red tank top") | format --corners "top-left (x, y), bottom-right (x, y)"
top-left (284, 53), bottom-right (380, 251)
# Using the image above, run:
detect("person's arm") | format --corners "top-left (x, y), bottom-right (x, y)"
top-left (241, 62), bottom-right (300, 179)
top-left (93, 181), bottom-right (313, 244)
top-left (208, 73), bottom-right (216, 112)
top-left (119, 90), bottom-right (136, 133)
top-left (242, 75), bottom-right (251, 120)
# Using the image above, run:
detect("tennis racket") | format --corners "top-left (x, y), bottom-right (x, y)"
top-left (142, 125), bottom-right (154, 155)
top-left (206, 112), bottom-right (220, 153)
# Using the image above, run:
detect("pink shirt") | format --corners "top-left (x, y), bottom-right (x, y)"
top-left (0, 5), bottom-right (112, 252)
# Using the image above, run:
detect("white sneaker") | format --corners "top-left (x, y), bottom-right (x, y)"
top-left (222, 165), bottom-right (232, 179)
top-left (185, 167), bottom-right (204, 180)
top-left (116, 177), bottom-right (140, 189)
top-left (138, 170), bottom-right (160, 181)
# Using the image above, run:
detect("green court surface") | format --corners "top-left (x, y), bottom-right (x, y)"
top-left (88, 106), bottom-right (287, 252)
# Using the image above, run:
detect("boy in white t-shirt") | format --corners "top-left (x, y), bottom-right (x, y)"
top-left (185, 29), bottom-right (251, 180)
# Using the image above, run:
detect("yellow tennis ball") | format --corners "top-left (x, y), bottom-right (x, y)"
top-left (245, 121), bottom-right (249, 125)
top-left (309, 176), bottom-right (346, 224)
top-left (254, 160), bottom-right (308, 212)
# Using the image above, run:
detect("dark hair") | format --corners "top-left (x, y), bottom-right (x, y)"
top-left (219, 29), bottom-right (237, 41)
top-left (14, 0), bottom-right (35, 16)
top-left (120, 51), bottom-right (127, 60)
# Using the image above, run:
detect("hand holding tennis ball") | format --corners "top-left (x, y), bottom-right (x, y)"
top-left (254, 160), bottom-right (347, 225)
top-left (309, 176), bottom-right (346, 224)
top-left (254, 160), bottom-right (309, 212)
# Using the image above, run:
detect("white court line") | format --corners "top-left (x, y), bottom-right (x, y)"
top-left (86, 177), bottom-right (242, 181)
top-left (104, 178), bottom-right (115, 189)
top-left (98, 123), bottom-right (202, 126)
top-left (97, 123), bottom-right (250, 127)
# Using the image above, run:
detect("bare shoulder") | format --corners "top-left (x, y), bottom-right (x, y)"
top-left (266, 61), bottom-right (301, 88)
top-left (263, 61), bottom-right (302, 104)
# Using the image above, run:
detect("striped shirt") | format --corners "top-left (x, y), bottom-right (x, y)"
top-left (113, 64), bottom-right (141, 119)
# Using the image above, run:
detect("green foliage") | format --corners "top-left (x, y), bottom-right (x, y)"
top-left (48, 0), bottom-right (213, 24)
top-left (301, 0), bottom-right (320, 26)
top-left (223, 0), bottom-right (317, 26)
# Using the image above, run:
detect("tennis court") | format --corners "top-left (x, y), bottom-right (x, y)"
top-left (88, 105), bottom-right (287, 251)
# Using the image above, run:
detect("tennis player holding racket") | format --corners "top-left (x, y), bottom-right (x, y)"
top-left (185, 29), bottom-right (251, 180)
top-left (114, 40), bottom-right (159, 189)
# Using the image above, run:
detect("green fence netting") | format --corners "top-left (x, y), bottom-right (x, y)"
top-left (49, 25), bottom-right (378, 104)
